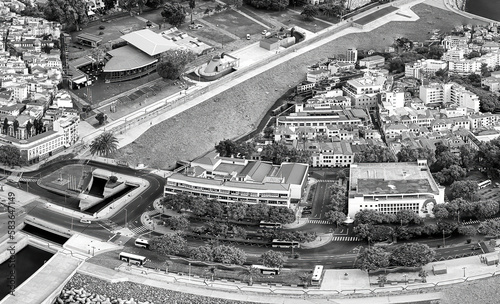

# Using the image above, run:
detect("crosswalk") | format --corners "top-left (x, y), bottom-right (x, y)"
top-left (463, 220), bottom-right (480, 225)
top-left (308, 219), bottom-right (332, 225)
top-left (129, 224), bottom-right (149, 235)
top-left (331, 236), bottom-right (360, 242)
top-left (100, 219), bottom-right (120, 232)
top-left (316, 180), bottom-right (338, 183)
top-left (19, 177), bottom-right (38, 182)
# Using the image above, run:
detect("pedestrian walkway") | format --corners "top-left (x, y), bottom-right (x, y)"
top-left (331, 236), bottom-right (361, 242)
top-left (18, 177), bottom-right (38, 182)
top-left (129, 223), bottom-right (149, 235)
top-left (308, 219), bottom-right (332, 225)
top-left (316, 180), bottom-right (337, 183)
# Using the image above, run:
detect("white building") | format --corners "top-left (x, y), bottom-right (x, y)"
top-left (51, 90), bottom-right (73, 109)
top-left (405, 59), bottom-right (447, 79)
top-left (309, 141), bottom-right (354, 167)
top-left (342, 71), bottom-right (386, 111)
top-left (441, 35), bottom-right (469, 51)
top-left (347, 160), bottom-right (445, 218)
top-left (164, 152), bottom-right (309, 208)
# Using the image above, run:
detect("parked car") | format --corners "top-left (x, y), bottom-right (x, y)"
top-left (246, 34), bottom-right (250, 40)
top-left (303, 206), bottom-right (313, 211)
top-left (302, 210), bottom-right (312, 215)
top-left (262, 30), bottom-right (268, 35)
top-left (80, 219), bottom-right (92, 224)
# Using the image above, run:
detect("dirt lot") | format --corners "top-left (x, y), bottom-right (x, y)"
top-left (115, 3), bottom-right (483, 169)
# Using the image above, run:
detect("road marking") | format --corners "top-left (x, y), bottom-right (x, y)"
top-left (98, 223), bottom-right (113, 232)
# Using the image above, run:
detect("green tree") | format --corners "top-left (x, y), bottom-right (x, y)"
top-left (478, 139), bottom-right (500, 178)
top-left (239, 267), bottom-right (261, 286)
top-left (188, 0), bottom-right (196, 24)
top-left (246, 203), bottom-right (269, 221)
top-left (161, 3), bottom-right (186, 28)
top-left (397, 146), bottom-right (435, 164)
top-left (268, 206), bottom-right (295, 224)
top-left (206, 200), bottom-right (224, 218)
top-left (156, 49), bottom-right (196, 80)
top-left (227, 202), bottom-right (247, 221)
top-left (354, 145), bottom-right (396, 163)
top-left (260, 250), bottom-right (286, 269)
top-left (263, 126), bottom-right (274, 138)
top-left (2, 118), bottom-right (8, 135)
top-left (212, 245), bottom-right (246, 265)
top-left (0, 145), bottom-right (22, 167)
top-left (390, 243), bottom-right (435, 267)
top-left (325, 211), bottom-right (346, 227)
top-left (95, 112), bottom-right (107, 125)
top-left (371, 225), bottom-right (394, 242)
top-left (301, 5), bottom-right (318, 21)
top-left (354, 209), bottom-right (386, 225)
top-left (25, 120), bottom-right (33, 137)
top-left (448, 180), bottom-right (479, 201)
top-left (476, 200), bottom-right (499, 220)
top-left (189, 245), bottom-right (213, 261)
top-left (260, 142), bottom-right (310, 164)
top-left (459, 145), bottom-right (478, 171)
top-left (353, 223), bottom-right (373, 240)
top-left (44, 0), bottom-right (89, 31)
top-left (457, 225), bottom-right (477, 237)
top-left (433, 164), bottom-right (466, 185)
top-left (89, 132), bottom-right (118, 157)
top-left (432, 204), bottom-right (449, 219)
top-left (150, 233), bottom-right (187, 256)
top-left (418, 269), bottom-right (428, 283)
top-left (165, 215), bottom-right (190, 230)
top-left (146, 0), bottom-right (164, 8)
top-left (478, 219), bottom-right (500, 236)
top-left (120, 0), bottom-right (138, 14)
top-left (357, 247), bottom-right (390, 271)
top-left (103, 0), bottom-right (116, 10)
top-left (12, 120), bottom-right (19, 138)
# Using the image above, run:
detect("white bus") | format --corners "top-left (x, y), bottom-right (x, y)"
top-left (478, 180), bottom-right (492, 189)
top-left (251, 264), bottom-right (280, 275)
top-left (135, 238), bottom-right (150, 249)
top-left (272, 239), bottom-right (300, 248)
top-left (119, 252), bottom-right (147, 266)
top-left (259, 221), bottom-right (282, 229)
top-left (311, 265), bottom-right (324, 286)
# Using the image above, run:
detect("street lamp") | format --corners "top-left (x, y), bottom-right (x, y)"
top-left (125, 208), bottom-right (128, 226)
top-left (403, 274), bottom-right (407, 284)
top-left (189, 262), bottom-right (191, 281)
top-left (463, 267), bottom-right (466, 277)
top-left (442, 230), bottom-right (445, 248)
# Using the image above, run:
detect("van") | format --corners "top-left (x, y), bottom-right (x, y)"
top-left (80, 219), bottom-right (92, 224)
top-left (246, 34), bottom-right (250, 40)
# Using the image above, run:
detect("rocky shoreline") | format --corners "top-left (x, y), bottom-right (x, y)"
top-left (55, 273), bottom-right (259, 304)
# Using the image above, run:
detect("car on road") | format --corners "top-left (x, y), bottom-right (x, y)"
top-left (301, 210), bottom-right (312, 215)
top-left (246, 34), bottom-right (251, 40)
top-left (303, 206), bottom-right (313, 211)
top-left (262, 30), bottom-right (268, 35)
top-left (80, 219), bottom-right (92, 224)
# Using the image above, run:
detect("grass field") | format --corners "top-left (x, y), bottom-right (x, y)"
top-left (267, 9), bottom-right (332, 33)
top-left (115, 3), bottom-right (485, 169)
top-left (204, 9), bottom-right (265, 38)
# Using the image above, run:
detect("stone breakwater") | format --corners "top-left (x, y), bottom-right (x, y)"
top-left (54, 287), bottom-right (150, 304)
top-left (56, 273), bottom-right (259, 304)
top-left (454, 0), bottom-right (466, 11)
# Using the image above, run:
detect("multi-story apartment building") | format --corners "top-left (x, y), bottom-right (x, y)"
top-left (358, 55), bottom-right (385, 69)
top-left (276, 108), bottom-right (371, 132)
top-left (419, 82), bottom-right (479, 112)
top-left (347, 160), bottom-right (445, 218)
top-left (164, 152), bottom-right (309, 208)
top-left (448, 59), bottom-right (482, 75)
top-left (405, 59), bottom-right (447, 79)
top-left (481, 71), bottom-right (500, 93)
top-left (309, 141), bottom-right (354, 167)
top-left (468, 113), bottom-right (500, 130)
top-left (441, 35), bottom-right (469, 51)
top-left (342, 71), bottom-right (386, 111)
top-left (441, 49), bottom-right (466, 62)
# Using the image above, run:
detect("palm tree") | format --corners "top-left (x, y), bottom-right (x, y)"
top-left (298, 272), bottom-right (312, 288)
top-left (418, 269), bottom-right (428, 283)
top-left (189, 0), bottom-right (196, 24)
top-left (89, 132), bottom-right (118, 157)
top-left (301, 5), bottom-right (318, 21)
top-left (239, 267), bottom-right (261, 286)
top-left (378, 274), bottom-right (387, 287)
top-left (205, 265), bottom-right (217, 281)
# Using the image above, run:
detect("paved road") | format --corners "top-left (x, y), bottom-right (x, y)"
top-left (19, 160), bottom-right (165, 239)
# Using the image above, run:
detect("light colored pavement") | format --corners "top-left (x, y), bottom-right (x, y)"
top-left (1, 252), bottom-right (82, 304)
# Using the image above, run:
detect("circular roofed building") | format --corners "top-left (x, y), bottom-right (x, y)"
top-left (103, 29), bottom-right (179, 83)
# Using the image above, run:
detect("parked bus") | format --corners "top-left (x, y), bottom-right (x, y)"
top-left (134, 238), bottom-right (150, 249)
top-left (251, 264), bottom-right (280, 275)
top-left (119, 252), bottom-right (147, 266)
top-left (311, 265), bottom-right (324, 286)
top-left (272, 239), bottom-right (300, 248)
top-left (478, 180), bottom-right (492, 189)
top-left (259, 221), bottom-right (282, 229)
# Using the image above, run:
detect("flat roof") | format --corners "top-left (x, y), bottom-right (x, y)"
top-left (103, 45), bottom-right (157, 72)
top-left (350, 162), bottom-right (439, 195)
top-left (69, 56), bottom-right (94, 68)
top-left (121, 29), bottom-right (179, 56)
top-left (214, 162), bottom-right (245, 175)
top-left (354, 6), bottom-right (399, 26)
top-left (76, 33), bottom-right (102, 43)
top-left (277, 163), bottom-right (308, 185)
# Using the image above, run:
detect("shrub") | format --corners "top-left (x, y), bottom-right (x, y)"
top-left (99, 25), bottom-right (105, 30)
top-left (109, 176), bottom-right (118, 183)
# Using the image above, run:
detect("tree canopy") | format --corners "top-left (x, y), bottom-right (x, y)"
top-left (260, 250), bottom-right (286, 268)
top-left (43, 0), bottom-right (89, 31)
top-left (260, 142), bottom-right (310, 165)
top-left (89, 132), bottom-right (118, 157)
top-left (156, 49), bottom-right (196, 80)
top-left (161, 3), bottom-right (186, 28)
top-left (390, 243), bottom-right (435, 267)
top-left (150, 233), bottom-right (187, 256)
top-left (0, 145), bottom-right (22, 167)
top-left (357, 247), bottom-right (390, 271)
top-left (354, 145), bottom-right (396, 163)
top-left (244, 0), bottom-right (289, 10)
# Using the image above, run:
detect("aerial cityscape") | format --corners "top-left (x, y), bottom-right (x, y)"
top-left (0, 0), bottom-right (500, 303)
